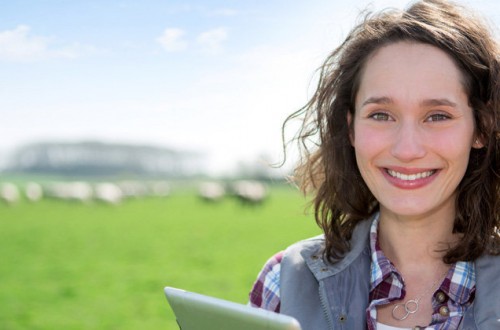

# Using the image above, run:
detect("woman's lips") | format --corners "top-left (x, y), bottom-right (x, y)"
top-left (382, 167), bottom-right (439, 189)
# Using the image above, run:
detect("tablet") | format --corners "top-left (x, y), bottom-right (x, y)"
top-left (164, 287), bottom-right (302, 330)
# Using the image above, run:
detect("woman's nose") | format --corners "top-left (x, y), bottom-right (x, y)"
top-left (390, 123), bottom-right (427, 162)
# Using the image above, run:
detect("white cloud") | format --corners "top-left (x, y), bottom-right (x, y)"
top-left (0, 25), bottom-right (48, 61)
top-left (196, 27), bottom-right (228, 54)
top-left (157, 27), bottom-right (228, 55)
top-left (0, 25), bottom-right (97, 62)
top-left (157, 28), bottom-right (188, 52)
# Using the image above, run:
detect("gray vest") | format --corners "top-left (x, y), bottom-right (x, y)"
top-left (280, 217), bottom-right (500, 330)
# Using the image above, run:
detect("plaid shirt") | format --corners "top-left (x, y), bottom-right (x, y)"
top-left (249, 216), bottom-right (476, 329)
top-left (249, 251), bottom-right (283, 312)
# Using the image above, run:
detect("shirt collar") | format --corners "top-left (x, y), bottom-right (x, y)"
top-left (440, 260), bottom-right (476, 304)
top-left (369, 214), bottom-right (401, 291)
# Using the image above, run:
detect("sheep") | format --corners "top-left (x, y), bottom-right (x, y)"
top-left (231, 180), bottom-right (267, 206)
top-left (0, 182), bottom-right (20, 204)
top-left (198, 182), bottom-right (226, 202)
top-left (94, 182), bottom-right (123, 205)
top-left (45, 181), bottom-right (94, 203)
top-left (25, 182), bottom-right (43, 202)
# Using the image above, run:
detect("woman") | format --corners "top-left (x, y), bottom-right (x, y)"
top-left (249, 0), bottom-right (499, 329)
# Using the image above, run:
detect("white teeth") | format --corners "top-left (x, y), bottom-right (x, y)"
top-left (387, 169), bottom-right (435, 181)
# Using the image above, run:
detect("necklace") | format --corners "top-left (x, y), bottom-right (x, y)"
top-left (391, 268), bottom-right (449, 321)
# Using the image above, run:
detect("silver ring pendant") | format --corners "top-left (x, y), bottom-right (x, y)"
top-left (392, 300), bottom-right (419, 321)
top-left (404, 300), bottom-right (419, 314)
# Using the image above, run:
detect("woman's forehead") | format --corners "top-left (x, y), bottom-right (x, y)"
top-left (355, 42), bottom-right (468, 107)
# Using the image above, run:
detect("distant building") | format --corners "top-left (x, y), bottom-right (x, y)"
top-left (3, 141), bottom-right (205, 178)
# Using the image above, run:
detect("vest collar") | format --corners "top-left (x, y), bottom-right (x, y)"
top-left (301, 213), bottom-right (376, 281)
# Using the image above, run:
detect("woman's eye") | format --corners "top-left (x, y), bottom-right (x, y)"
top-left (426, 113), bottom-right (450, 122)
top-left (369, 112), bottom-right (391, 121)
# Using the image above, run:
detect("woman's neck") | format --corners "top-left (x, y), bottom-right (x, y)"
top-left (377, 207), bottom-right (458, 270)
top-left (375, 207), bottom-right (458, 327)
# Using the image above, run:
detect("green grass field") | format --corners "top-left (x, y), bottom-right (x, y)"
top-left (0, 185), bottom-right (321, 329)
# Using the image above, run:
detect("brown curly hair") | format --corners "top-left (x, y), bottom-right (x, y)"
top-left (286, 0), bottom-right (500, 263)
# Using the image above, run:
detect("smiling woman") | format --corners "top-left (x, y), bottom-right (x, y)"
top-left (248, 0), bottom-right (500, 329)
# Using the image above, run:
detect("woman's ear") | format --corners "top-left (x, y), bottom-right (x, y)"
top-left (347, 112), bottom-right (355, 146)
top-left (472, 135), bottom-right (484, 149)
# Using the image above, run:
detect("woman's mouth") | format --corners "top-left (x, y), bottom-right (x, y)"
top-left (382, 168), bottom-right (439, 189)
top-left (386, 169), bottom-right (436, 181)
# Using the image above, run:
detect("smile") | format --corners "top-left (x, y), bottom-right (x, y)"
top-left (386, 169), bottom-right (436, 181)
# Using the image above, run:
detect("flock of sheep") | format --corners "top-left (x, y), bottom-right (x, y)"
top-left (0, 180), bottom-right (171, 205)
top-left (0, 179), bottom-right (268, 206)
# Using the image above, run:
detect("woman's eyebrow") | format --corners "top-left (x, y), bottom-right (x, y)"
top-left (420, 98), bottom-right (457, 108)
top-left (361, 96), bottom-right (393, 107)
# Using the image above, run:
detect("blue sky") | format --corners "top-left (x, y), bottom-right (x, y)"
top-left (1, 0), bottom-right (499, 174)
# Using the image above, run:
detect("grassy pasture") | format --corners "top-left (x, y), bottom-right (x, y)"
top-left (0, 184), bottom-right (320, 329)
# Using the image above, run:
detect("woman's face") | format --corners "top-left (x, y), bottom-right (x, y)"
top-left (351, 41), bottom-right (481, 219)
